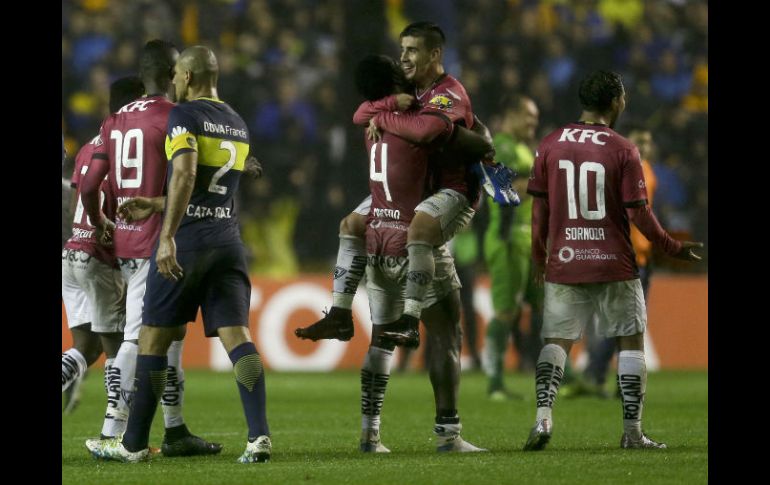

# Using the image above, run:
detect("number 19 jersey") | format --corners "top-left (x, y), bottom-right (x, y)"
top-left (527, 122), bottom-right (649, 284)
top-left (165, 97), bottom-right (249, 251)
top-left (93, 95), bottom-right (175, 258)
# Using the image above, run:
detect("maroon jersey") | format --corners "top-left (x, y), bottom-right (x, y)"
top-left (65, 137), bottom-right (116, 266)
top-left (527, 122), bottom-right (648, 284)
top-left (92, 96), bottom-right (174, 258)
top-left (365, 110), bottom-right (452, 257)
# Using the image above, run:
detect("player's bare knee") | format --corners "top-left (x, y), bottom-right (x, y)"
top-left (408, 211), bottom-right (442, 246)
top-left (340, 212), bottom-right (366, 238)
top-left (137, 325), bottom-right (177, 355)
top-left (616, 333), bottom-right (644, 351)
top-left (71, 325), bottom-right (102, 365)
top-left (218, 325), bottom-right (252, 353)
top-left (99, 332), bottom-right (124, 359)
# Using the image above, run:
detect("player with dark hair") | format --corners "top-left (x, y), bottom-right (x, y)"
top-left (296, 21), bottom-right (515, 348)
top-left (352, 54), bottom-right (489, 452)
top-left (81, 40), bottom-right (220, 456)
top-left (61, 76), bottom-right (144, 415)
top-left (88, 45), bottom-right (271, 464)
top-left (522, 70), bottom-right (702, 451)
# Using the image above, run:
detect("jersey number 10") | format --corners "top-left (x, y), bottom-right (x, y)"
top-left (558, 159), bottom-right (606, 220)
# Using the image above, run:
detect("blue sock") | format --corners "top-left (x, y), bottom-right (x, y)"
top-left (229, 342), bottom-right (270, 440)
top-left (123, 355), bottom-right (167, 452)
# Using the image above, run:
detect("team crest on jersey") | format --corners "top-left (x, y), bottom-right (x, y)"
top-left (171, 126), bottom-right (189, 138)
top-left (427, 94), bottom-right (453, 111)
top-left (186, 136), bottom-right (197, 148)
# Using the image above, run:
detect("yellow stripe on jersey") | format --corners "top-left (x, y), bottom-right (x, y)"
top-left (165, 134), bottom-right (248, 171)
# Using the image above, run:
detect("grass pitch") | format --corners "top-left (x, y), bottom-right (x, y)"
top-left (62, 369), bottom-right (707, 484)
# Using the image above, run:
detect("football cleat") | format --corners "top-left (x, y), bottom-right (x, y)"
top-left (238, 435), bottom-right (272, 463)
top-left (294, 307), bottom-right (354, 341)
top-left (434, 423), bottom-right (487, 452)
top-left (360, 428), bottom-right (391, 453)
top-left (620, 432), bottom-right (667, 449)
top-left (85, 437), bottom-right (149, 463)
top-left (523, 418), bottom-right (552, 451)
top-left (471, 161), bottom-right (521, 207)
top-left (380, 314), bottom-right (420, 349)
top-left (161, 434), bottom-right (223, 457)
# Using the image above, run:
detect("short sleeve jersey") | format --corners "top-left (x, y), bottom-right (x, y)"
top-left (92, 95), bottom-right (175, 259)
top-left (164, 98), bottom-right (249, 251)
top-left (66, 136), bottom-right (117, 266)
top-left (527, 122), bottom-right (648, 284)
top-left (366, 110), bottom-right (451, 257)
top-left (415, 74), bottom-right (478, 201)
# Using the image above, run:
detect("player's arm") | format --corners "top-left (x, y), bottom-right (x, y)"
top-left (371, 110), bottom-right (453, 145)
top-left (156, 151), bottom-right (196, 281)
top-left (118, 196), bottom-right (166, 223)
top-left (353, 95), bottom-right (414, 125)
top-left (528, 145), bottom-right (549, 284)
top-left (80, 153), bottom-right (114, 244)
top-left (625, 203), bottom-right (702, 261)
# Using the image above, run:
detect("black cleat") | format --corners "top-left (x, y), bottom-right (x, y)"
top-left (294, 307), bottom-right (354, 341)
top-left (161, 434), bottom-right (223, 457)
top-left (381, 315), bottom-right (420, 349)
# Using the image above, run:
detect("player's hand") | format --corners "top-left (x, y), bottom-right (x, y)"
top-left (243, 156), bottom-right (263, 179)
top-left (118, 197), bottom-right (157, 223)
top-left (674, 241), bottom-right (704, 262)
top-left (95, 217), bottom-right (116, 247)
top-left (156, 236), bottom-right (184, 281)
top-left (395, 93), bottom-right (415, 111)
top-left (367, 119), bottom-right (382, 141)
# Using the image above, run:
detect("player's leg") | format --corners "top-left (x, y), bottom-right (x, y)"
top-left (600, 279), bottom-right (665, 449)
top-left (62, 323), bottom-right (102, 414)
top-left (524, 282), bottom-right (591, 451)
top-left (455, 262), bottom-right (481, 370)
top-left (358, 263), bottom-right (399, 452)
top-left (420, 247), bottom-right (485, 452)
top-left (295, 198), bottom-right (369, 341)
top-left (385, 190), bottom-right (475, 347)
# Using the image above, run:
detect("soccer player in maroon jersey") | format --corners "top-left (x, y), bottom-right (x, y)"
top-left (350, 54), bottom-right (489, 453)
top-left (81, 40), bottom-right (221, 457)
top-left (296, 21), bottom-right (499, 348)
top-left (61, 77), bottom-right (144, 414)
top-left (522, 70), bottom-right (702, 451)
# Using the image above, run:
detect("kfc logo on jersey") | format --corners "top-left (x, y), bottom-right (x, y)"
top-left (427, 94), bottom-right (454, 111)
top-left (558, 128), bottom-right (610, 145)
top-left (118, 99), bottom-right (157, 113)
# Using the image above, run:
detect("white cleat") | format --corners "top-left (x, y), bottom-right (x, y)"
top-left (434, 423), bottom-right (488, 452)
top-left (360, 428), bottom-right (391, 453)
top-left (523, 418), bottom-right (552, 451)
top-left (238, 435), bottom-right (271, 463)
top-left (621, 432), bottom-right (667, 449)
top-left (85, 437), bottom-right (149, 462)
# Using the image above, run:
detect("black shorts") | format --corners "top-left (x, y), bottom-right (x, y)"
top-left (143, 243), bottom-right (251, 337)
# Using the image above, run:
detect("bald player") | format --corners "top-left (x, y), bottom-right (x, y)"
top-left (87, 46), bottom-right (271, 464)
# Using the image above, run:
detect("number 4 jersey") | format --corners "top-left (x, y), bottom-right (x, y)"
top-left (93, 95), bottom-right (175, 258)
top-left (527, 122), bottom-right (649, 284)
top-left (165, 97), bottom-right (249, 251)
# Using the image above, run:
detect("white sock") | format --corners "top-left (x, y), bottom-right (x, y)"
top-left (162, 340), bottom-right (185, 429)
top-left (332, 235), bottom-right (366, 309)
top-left (103, 358), bottom-right (115, 394)
top-left (404, 241), bottom-right (434, 318)
top-left (617, 350), bottom-right (646, 440)
top-left (101, 357), bottom-right (123, 438)
top-left (534, 344), bottom-right (567, 421)
top-left (103, 340), bottom-right (138, 437)
top-left (361, 346), bottom-right (394, 431)
top-left (62, 348), bottom-right (87, 392)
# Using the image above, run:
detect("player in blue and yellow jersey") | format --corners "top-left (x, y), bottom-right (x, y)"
top-left (89, 46), bottom-right (272, 464)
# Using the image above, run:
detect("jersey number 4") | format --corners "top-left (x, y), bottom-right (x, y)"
top-left (369, 142), bottom-right (391, 201)
top-left (559, 159), bottom-right (606, 220)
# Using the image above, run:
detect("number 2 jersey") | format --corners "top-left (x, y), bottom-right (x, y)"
top-left (164, 97), bottom-right (249, 251)
top-left (527, 122), bottom-right (648, 284)
top-left (92, 95), bottom-right (174, 259)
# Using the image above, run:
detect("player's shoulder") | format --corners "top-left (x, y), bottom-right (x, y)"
top-left (433, 74), bottom-right (468, 101)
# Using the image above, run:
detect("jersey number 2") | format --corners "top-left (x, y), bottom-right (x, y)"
top-left (209, 140), bottom-right (236, 194)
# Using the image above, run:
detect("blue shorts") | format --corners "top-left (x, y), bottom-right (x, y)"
top-left (143, 243), bottom-right (251, 337)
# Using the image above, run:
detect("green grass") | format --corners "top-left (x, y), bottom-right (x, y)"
top-left (62, 370), bottom-right (707, 485)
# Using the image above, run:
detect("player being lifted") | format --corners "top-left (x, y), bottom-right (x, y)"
top-left (522, 70), bottom-right (702, 451)
top-left (296, 21), bottom-right (516, 347)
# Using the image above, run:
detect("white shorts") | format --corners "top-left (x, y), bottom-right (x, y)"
top-left (414, 189), bottom-right (475, 243)
top-left (118, 257), bottom-right (151, 341)
top-left (352, 190), bottom-right (475, 244)
top-left (365, 245), bottom-right (461, 325)
top-left (61, 248), bottom-right (126, 333)
top-left (542, 279), bottom-right (647, 340)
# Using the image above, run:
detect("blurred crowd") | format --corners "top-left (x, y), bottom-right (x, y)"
top-left (62, 0), bottom-right (707, 273)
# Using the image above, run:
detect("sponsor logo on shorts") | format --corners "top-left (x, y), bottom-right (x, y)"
top-left (367, 255), bottom-right (407, 268)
